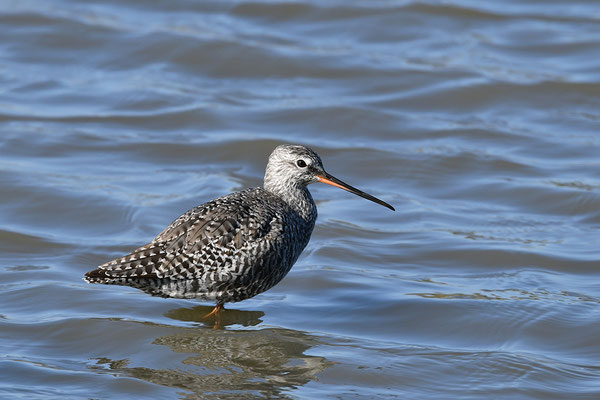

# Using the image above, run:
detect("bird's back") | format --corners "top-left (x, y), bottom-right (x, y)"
top-left (85, 188), bottom-right (316, 303)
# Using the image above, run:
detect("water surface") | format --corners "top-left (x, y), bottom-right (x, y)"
top-left (1, 0), bottom-right (599, 399)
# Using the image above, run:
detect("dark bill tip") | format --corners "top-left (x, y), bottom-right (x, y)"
top-left (317, 172), bottom-right (395, 211)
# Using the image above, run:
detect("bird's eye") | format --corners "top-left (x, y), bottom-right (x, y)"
top-left (296, 159), bottom-right (307, 168)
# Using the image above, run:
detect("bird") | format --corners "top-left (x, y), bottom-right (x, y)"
top-left (85, 144), bottom-right (394, 317)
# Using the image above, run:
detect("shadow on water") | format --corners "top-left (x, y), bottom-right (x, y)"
top-left (88, 302), bottom-right (333, 399)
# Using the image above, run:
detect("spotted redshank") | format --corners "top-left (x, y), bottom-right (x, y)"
top-left (85, 144), bottom-right (394, 317)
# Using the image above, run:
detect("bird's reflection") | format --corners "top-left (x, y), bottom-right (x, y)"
top-left (166, 305), bottom-right (265, 329)
top-left (91, 303), bottom-right (334, 399)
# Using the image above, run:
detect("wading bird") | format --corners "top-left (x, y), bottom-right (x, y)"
top-left (85, 144), bottom-right (394, 317)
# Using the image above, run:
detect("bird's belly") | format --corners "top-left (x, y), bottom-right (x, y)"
top-left (187, 236), bottom-right (308, 303)
top-left (196, 256), bottom-right (294, 303)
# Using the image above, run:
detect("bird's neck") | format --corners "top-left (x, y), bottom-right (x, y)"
top-left (264, 181), bottom-right (317, 224)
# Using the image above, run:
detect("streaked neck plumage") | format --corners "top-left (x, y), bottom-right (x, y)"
top-left (264, 171), bottom-right (317, 224)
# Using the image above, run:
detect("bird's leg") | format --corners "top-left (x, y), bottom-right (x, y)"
top-left (203, 303), bottom-right (225, 319)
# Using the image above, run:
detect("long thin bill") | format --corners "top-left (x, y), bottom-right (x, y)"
top-left (317, 172), bottom-right (395, 211)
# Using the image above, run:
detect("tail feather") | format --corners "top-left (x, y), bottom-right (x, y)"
top-left (84, 265), bottom-right (160, 283)
top-left (84, 242), bottom-right (166, 283)
top-left (84, 268), bottom-right (110, 283)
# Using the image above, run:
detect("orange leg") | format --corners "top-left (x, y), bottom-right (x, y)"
top-left (203, 303), bottom-right (225, 319)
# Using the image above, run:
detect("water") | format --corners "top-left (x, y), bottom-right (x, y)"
top-left (1, 0), bottom-right (599, 398)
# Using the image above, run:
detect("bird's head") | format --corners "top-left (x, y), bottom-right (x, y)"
top-left (264, 144), bottom-right (394, 211)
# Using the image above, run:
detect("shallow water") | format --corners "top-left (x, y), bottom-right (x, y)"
top-left (1, 0), bottom-right (599, 399)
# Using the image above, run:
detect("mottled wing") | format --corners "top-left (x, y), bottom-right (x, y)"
top-left (85, 190), bottom-right (279, 281)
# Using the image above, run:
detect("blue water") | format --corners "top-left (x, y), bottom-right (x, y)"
top-left (1, 1), bottom-right (599, 399)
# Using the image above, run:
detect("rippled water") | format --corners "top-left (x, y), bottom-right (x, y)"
top-left (1, 0), bottom-right (599, 398)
